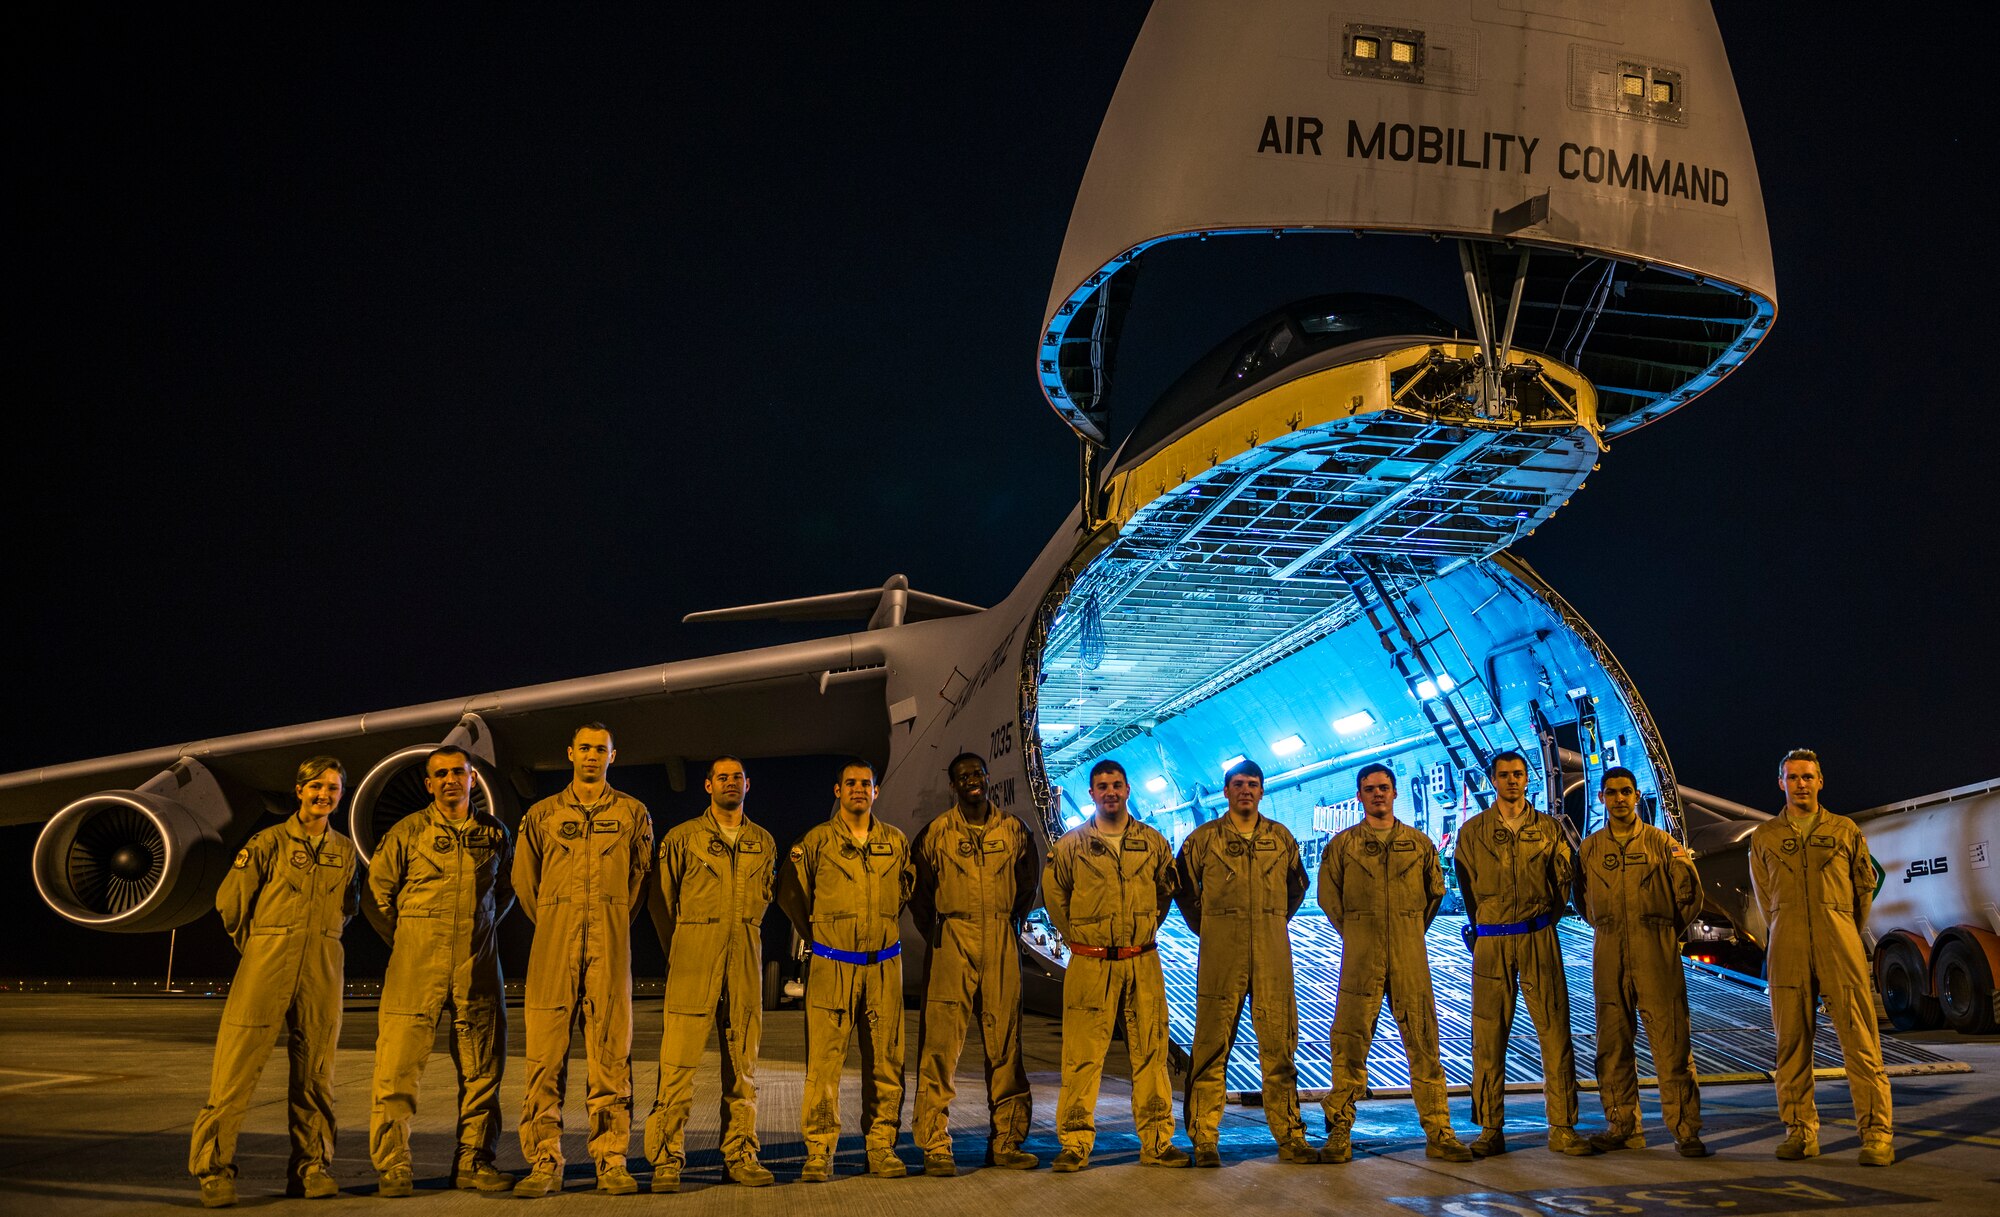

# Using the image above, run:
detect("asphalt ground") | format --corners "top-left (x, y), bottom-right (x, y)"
top-left (2, 993), bottom-right (1996, 1215)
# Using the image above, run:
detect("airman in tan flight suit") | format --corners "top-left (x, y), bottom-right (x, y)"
top-left (642, 756), bottom-right (778, 1192)
top-left (1576, 767), bottom-right (1707, 1158)
top-left (1453, 750), bottom-right (1597, 1158)
top-left (910, 752), bottom-right (1040, 1175)
top-left (1317, 763), bottom-right (1473, 1165)
top-left (1750, 749), bottom-right (1894, 1166)
top-left (776, 758), bottom-right (914, 1182)
top-left (190, 756), bottom-right (358, 1209)
top-left (1043, 758), bottom-right (1190, 1173)
top-left (365, 746), bottom-right (514, 1196)
top-left (512, 725), bottom-right (654, 1198)
top-left (1175, 758), bottom-right (1313, 1167)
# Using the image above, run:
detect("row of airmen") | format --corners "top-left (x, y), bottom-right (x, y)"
top-left (186, 729), bottom-right (1896, 1206)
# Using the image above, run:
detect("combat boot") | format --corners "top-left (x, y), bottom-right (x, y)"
top-left (198, 1174), bottom-right (237, 1208)
top-left (1278, 1138), bottom-right (1318, 1164)
top-left (799, 1153), bottom-right (832, 1183)
top-left (1050, 1147), bottom-right (1088, 1173)
top-left (651, 1166), bottom-right (680, 1194)
top-left (1676, 1137), bottom-right (1711, 1158)
top-left (924, 1151), bottom-right (957, 1177)
top-left (297, 1165), bottom-right (338, 1199)
top-left (986, 1143), bottom-right (1038, 1169)
top-left (456, 1161), bottom-right (513, 1192)
top-left (1319, 1131), bottom-right (1353, 1164)
top-left (725, 1157), bottom-right (775, 1186)
top-left (1548, 1127), bottom-right (1600, 1156)
top-left (1469, 1128), bottom-right (1507, 1158)
top-left (595, 1163), bottom-right (639, 1195)
top-left (1191, 1142), bottom-right (1222, 1168)
top-left (868, 1148), bottom-right (908, 1178)
top-left (1774, 1129), bottom-right (1820, 1160)
top-left (1589, 1127), bottom-right (1645, 1152)
top-left (1140, 1144), bottom-right (1191, 1168)
top-left (513, 1165), bottom-right (561, 1198)
top-left (1858, 1140), bottom-right (1895, 1167)
top-left (1427, 1133), bottom-right (1474, 1163)
top-left (376, 1167), bottom-right (413, 1199)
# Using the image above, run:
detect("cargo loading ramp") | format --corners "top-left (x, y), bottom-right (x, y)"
top-left (1140, 913), bottom-right (1968, 1099)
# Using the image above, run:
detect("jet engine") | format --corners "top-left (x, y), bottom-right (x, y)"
top-left (32, 758), bottom-right (267, 932)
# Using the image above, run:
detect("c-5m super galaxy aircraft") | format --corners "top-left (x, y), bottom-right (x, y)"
top-left (16, 3), bottom-right (1943, 1095)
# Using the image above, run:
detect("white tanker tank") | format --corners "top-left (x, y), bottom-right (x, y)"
top-left (1856, 778), bottom-right (2000, 1034)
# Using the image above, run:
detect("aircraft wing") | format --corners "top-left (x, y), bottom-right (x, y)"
top-left (0, 632), bottom-right (890, 827)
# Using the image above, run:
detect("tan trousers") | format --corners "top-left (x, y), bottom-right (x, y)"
top-left (644, 981), bottom-right (763, 1169)
top-left (1470, 926), bottom-right (1579, 1130)
top-left (189, 995), bottom-right (340, 1182)
top-left (1323, 972), bottom-right (1453, 1139)
top-left (1056, 953), bottom-right (1177, 1157)
top-left (1184, 976), bottom-right (1303, 1147)
top-left (519, 957), bottom-right (633, 1170)
top-left (802, 955), bottom-right (905, 1158)
top-left (1595, 944), bottom-right (1701, 1141)
top-left (913, 936), bottom-right (1030, 1154)
top-left (1771, 974), bottom-right (1892, 1140)
top-left (368, 996), bottom-right (506, 1173)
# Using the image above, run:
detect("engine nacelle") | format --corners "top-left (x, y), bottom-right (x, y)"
top-left (32, 758), bottom-right (265, 932)
top-left (349, 739), bottom-right (518, 865)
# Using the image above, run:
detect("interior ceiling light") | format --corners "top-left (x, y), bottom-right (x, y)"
top-left (1222, 754), bottom-right (1248, 772)
top-left (1146, 776), bottom-right (1170, 793)
top-left (1272, 733), bottom-right (1306, 756)
top-left (1333, 710), bottom-right (1375, 735)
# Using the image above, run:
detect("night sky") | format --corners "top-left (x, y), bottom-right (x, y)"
top-left (9, 5), bottom-right (1997, 973)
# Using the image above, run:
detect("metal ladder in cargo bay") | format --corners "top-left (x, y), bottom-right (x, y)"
top-left (1332, 553), bottom-right (1492, 812)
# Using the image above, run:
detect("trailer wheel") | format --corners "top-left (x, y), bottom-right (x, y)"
top-left (1876, 937), bottom-right (1941, 1031)
top-left (1935, 940), bottom-right (1998, 1035)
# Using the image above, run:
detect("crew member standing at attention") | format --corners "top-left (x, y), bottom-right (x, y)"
top-left (1750, 749), bottom-right (1894, 1166)
top-left (1043, 759), bottom-right (1190, 1173)
top-left (1317, 763), bottom-right (1473, 1164)
top-left (1175, 759), bottom-right (1314, 1167)
top-left (909, 752), bottom-right (1041, 1175)
top-left (189, 757), bottom-right (359, 1208)
top-left (1453, 750), bottom-right (1597, 1158)
top-left (643, 756), bottom-right (778, 1192)
top-left (511, 724), bottom-right (654, 1198)
top-left (777, 759), bottom-right (914, 1182)
top-left (365, 746), bottom-right (514, 1197)
top-left (1576, 767), bottom-right (1707, 1157)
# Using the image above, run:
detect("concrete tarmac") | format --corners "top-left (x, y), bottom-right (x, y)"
top-left (2, 990), bottom-right (1996, 1214)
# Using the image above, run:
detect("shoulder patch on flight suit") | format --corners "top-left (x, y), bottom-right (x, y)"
top-left (233, 848), bottom-right (250, 869)
top-left (789, 845), bottom-right (805, 860)
top-left (558, 821), bottom-right (583, 840)
top-left (591, 819), bottom-right (618, 834)
top-left (1781, 837), bottom-right (1800, 854)
top-left (289, 849), bottom-right (311, 869)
